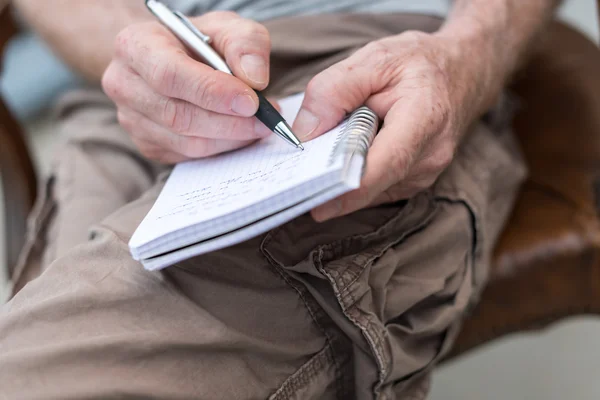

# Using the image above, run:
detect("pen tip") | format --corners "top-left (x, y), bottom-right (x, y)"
top-left (298, 144), bottom-right (304, 151)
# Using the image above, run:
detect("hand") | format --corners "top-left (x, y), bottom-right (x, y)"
top-left (293, 31), bottom-right (489, 221)
top-left (102, 12), bottom-right (274, 164)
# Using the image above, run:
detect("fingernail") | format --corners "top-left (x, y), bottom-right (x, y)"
top-left (240, 54), bottom-right (267, 86)
top-left (294, 108), bottom-right (320, 140)
top-left (254, 119), bottom-right (272, 137)
top-left (232, 93), bottom-right (258, 116)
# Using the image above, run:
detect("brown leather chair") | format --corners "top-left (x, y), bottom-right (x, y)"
top-left (1, 0), bottom-right (600, 367)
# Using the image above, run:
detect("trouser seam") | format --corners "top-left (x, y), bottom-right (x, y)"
top-left (269, 343), bottom-right (336, 400)
top-left (261, 245), bottom-right (351, 399)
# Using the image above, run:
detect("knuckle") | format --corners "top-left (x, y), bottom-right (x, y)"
top-left (192, 75), bottom-right (221, 111)
top-left (430, 98), bottom-right (452, 130)
top-left (148, 52), bottom-right (184, 94)
top-left (148, 58), bottom-right (172, 92)
top-left (364, 40), bottom-right (393, 58)
top-left (415, 90), bottom-right (451, 135)
top-left (246, 22), bottom-right (270, 47)
top-left (352, 40), bottom-right (400, 87)
top-left (253, 24), bottom-right (270, 42)
top-left (305, 72), bottom-right (335, 99)
top-left (223, 22), bottom-right (271, 58)
top-left (303, 79), bottom-right (324, 107)
top-left (114, 27), bottom-right (133, 60)
top-left (399, 30), bottom-right (431, 48)
top-left (161, 98), bottom-right (193, 134)
top-left (408, 53), bottom-right (432, 73)
top-left (362, 40), bottom-right (394, 68)
top-left (237, 21), bottom-right (261, 37)
top-left (304, 76), bottom-right (322, 95)
top-left (220, 31), bottom-right (235, 52)
top-left (303, 69), bottom-right (351, 123)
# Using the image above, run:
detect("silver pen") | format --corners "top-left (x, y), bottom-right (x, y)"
top-left (145, 0), bottom-right (304, 150)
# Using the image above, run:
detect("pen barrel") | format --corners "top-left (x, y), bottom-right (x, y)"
top-left (253, 90), bottom-right (281, 131)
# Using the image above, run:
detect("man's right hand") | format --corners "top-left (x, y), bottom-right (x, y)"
top-left (102, 12), bottom-right (272, 164)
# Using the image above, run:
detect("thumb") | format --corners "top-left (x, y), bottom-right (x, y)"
top-left (292, 55), bottom-right (376, 141)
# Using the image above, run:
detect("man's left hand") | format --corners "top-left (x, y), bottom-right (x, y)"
top-left (293, 31), bottom-right (488, 221)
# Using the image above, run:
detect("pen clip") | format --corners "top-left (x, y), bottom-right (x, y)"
top-left (173, 11), bottom-right (212, 43)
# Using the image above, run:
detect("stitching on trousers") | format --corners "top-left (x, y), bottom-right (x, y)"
top-left (434, 196), bottom-right (480, 286)
top-left (316, 260), bottom-right (388, 399)
top-left (337, 219), bottom-right (434, 307)
top-left (260, 243), bottom-right (350, 399)
top-left (269, 344), bottom-right (336, 400)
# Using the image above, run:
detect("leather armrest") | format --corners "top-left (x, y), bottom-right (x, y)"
top-left (446, 20), bottom-right (600, 361)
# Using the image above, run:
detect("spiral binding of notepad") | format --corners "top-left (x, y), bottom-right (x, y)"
top-left (328, 106), bottom-right (379, 172)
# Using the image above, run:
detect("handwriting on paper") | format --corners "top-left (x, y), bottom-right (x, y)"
top-left (155, 151), bottom-right (308, 219)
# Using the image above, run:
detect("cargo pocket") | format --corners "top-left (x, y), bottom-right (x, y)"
top-left (316, 195), bottom-right (477, 398)
top-left (261, 192), bottom-right (447, 399)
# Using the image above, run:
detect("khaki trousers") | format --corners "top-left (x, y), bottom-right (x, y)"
top-left (0, 13), bottom-right (526, 400)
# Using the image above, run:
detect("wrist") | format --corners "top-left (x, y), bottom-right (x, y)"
top-left (434, 25), bottom-right (506, 121)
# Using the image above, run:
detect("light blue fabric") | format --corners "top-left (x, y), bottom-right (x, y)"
top-left (3, 0), bottom-right (449, 121)
top-left (166, 0), bottom-right (450, 20)
top-left (1, 33), bottom-right (81, 120)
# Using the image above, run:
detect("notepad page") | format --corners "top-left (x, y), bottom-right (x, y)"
top-left (141, 153), bottom-right (364, 271)
top-left (129, 93), bottom-right (348, 254)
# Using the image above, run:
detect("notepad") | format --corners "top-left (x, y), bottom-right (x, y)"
top-left (129, 92), bottom-right (379, 270)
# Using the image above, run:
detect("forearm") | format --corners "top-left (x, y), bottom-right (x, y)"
top-left (13, 0), bottom-right (152, 82)
top-left (437, 0), bottom-right (561, 114)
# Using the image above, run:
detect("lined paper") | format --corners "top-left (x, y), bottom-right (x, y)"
top-left (129, 93), bottom-right (347, 251)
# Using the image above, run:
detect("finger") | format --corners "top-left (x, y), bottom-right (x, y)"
top-left (103, 63), bottom-right (272, 140)
top-left (130, 135), bottom-right (191, 164)
top-left (368, 177), bottom-right (433, 207)
top-left (114, 22), bottom-right (259, 116)
top-left (292, 42), bottom-right (390, 141)
top-left (118, 109), bottom-right (256, 159)
top-left (367, 146), bottom-right (453, 205)
top-left (193, 11), bottom-right (271, 89)
top-left (311, 100), bottom-right (425, 221)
